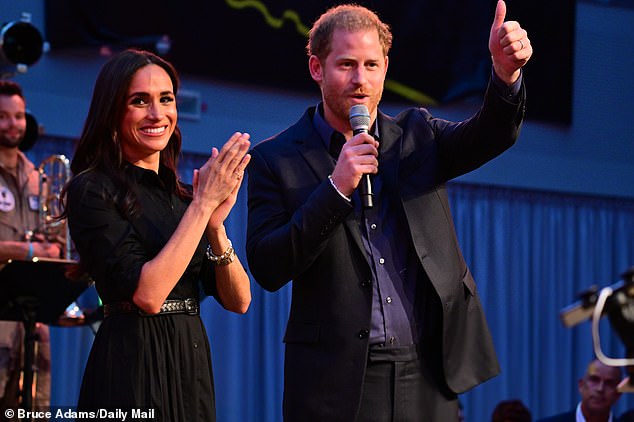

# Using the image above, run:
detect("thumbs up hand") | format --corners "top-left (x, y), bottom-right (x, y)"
top-left (488, 0), bottom-right (532, 85)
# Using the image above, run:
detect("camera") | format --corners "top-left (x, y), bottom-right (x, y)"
top-left (560, 267), bottom-right (634, 392)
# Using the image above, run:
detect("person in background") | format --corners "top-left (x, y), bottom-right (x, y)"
top-left (492, 399), bottom-right (532, 422)
top-left (246, 1), bottom-right (531, 420)
top-left (0, 80), bottom-right (62, 417)
top-left (63, 49), bottom-right (251, 421)
top-left (537, 359), bottom-right (623, 422)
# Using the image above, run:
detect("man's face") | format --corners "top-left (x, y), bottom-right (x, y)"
top-left (309, 28), bottom-right (388, 134)
top-left (0, 94), bottom-right (27, 149)
top-left (579, 361), bottom-right (622, 417)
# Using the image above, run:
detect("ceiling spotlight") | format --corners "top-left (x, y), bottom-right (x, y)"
top-left (0, 12), bottom-right (44, 77)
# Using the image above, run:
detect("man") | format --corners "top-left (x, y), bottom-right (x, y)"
top-left (246, 2), bottom-right (531, 420)
top-left (537, 359), bottom-right (623, 422)
top-left (0, 80), bottom-right (62, 416)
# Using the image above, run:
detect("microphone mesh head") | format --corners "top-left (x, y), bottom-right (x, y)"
top-left (349, 104), bottom-right (370, 132)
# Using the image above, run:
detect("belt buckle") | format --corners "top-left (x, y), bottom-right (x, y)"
top-left (184, 298), bottom-right (197, 314)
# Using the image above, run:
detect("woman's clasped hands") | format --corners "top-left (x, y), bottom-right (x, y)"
top-left (193, 132), bottom-right (251, 229)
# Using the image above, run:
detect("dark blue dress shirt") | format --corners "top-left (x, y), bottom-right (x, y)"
top-left (312, 71), bottom-right (522, 348)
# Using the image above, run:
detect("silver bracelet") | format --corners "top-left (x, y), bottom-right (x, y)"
top-left (205, 239), bottom-right (236, 266)
top-left (328, 175), bottom-right (351, 202)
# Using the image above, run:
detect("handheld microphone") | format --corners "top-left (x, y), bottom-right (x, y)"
top-left (349, 104), bottom-right (373, 209)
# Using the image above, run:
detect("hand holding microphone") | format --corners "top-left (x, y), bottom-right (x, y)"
top-left (329, 105), bottom-right (379, 207)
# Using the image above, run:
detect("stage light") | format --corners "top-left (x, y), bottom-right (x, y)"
top-left (0, 13), bottom-right (44, 78)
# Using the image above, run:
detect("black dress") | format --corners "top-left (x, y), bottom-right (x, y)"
top-left (67, 164), bottom-right (218, 421)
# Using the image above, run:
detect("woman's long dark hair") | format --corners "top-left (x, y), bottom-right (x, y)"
top-left (63, 49), bottom-right (189, 217)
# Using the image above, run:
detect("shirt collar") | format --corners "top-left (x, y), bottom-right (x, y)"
top-left (312, 102), bottom-right (380, 152)
top-left (576, 401), bottom-right (614, 422)
top-left (0, 150), bottom-right (35, 174)
top-left (123, 161), bottom-right (175, 191)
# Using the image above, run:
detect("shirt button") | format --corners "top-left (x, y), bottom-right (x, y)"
top-left (370, 223), bottom-right (377, 230)
top-left (358, 329), bottom-right (369, 339)
top-left (379, 258), bottom-right (385, 265)
top-left (193, 341), bottom-right (199, 349)
top-left (386, 296), bottom-right (392, 304)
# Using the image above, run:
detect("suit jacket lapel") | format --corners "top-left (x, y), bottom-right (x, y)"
top-left (376, 111), bottom-right (403, 191)
top-left (292, 108), bottom-right (404, 268)
top-left (296, 133), bottom-right (333, 182)
top-left (292, 110), bottom-right (369, 264)
top-left (293, 108), bottom-right (403, 185)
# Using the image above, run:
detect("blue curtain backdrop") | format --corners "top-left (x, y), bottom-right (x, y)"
top-left (27, 138), bottom-right (634, 420)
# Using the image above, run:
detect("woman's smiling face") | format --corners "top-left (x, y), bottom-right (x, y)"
top-left (120, 63), bottom-right (177, 170)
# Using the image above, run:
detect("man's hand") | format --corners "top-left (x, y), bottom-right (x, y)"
top-left (489, 0), bottom-right (532, 85)
top-left (32, 241), bottom-right (62, 258)
top-left (330, 133), bottom-right (379, 197)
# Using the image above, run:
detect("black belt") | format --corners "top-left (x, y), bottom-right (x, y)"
top-left (104, 298), bottom-right (199, 318)
top-left (368, 343), bottom-right (421, 362)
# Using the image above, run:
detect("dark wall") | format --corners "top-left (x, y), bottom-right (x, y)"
top-left (45, 0), bottom-right (575, 124)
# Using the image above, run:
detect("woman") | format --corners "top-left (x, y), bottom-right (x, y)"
top-left (63, 49), bottom-right (251, 421)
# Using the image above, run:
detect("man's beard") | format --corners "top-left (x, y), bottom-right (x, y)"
top-left (0, 132), bottom-right (24, 149)
top-left (322, 89), bottom-right (383, 129)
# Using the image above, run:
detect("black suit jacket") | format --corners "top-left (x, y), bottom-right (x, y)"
top-left (537, 408), bottom-right (629, 422)
top-left (246, 80), bottom-right (526, 421)
top-left (535, 410), bottom-right (576, 422)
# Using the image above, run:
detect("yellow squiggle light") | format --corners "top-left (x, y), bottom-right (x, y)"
top-left (225, 0), bottom-right (309, 35)
top-left (224, 0), bottom-right (437, 105)
top-left (385, 79), bottom-right (437, 106)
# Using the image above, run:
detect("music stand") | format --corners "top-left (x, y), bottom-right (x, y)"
top-left (0, 258), bottom-right (89, 417)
